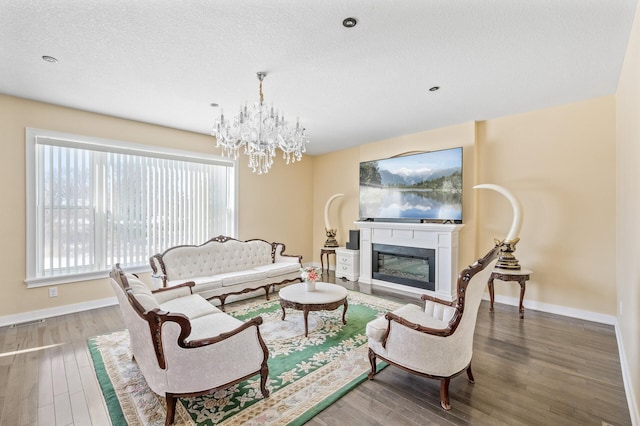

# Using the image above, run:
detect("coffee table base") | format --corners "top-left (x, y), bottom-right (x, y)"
top-left (280, 298), bottom-right (348, 337)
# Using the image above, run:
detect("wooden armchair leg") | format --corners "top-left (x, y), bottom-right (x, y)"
top-left (440, 379), bottom-right (451, 410)
top-left (466, 364), bottom-right (475, 383)
top-left (165, 393), bottom-right (177, 426)
top-left (260, 362), bottom-right (270, 398)
top-left (367, 348), bottom-right (377, 379)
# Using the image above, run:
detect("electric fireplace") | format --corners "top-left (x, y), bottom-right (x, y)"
top-left (372, 243), bottom-right (436, 291)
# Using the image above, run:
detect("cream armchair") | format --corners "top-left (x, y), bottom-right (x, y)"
top-left (109, 265), bottom-right (269, 426)
top-left (366, 245), bottom-right (499, 410)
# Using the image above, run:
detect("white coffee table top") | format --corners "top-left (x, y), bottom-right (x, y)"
top-left (279, 282), bottom-right (347, 304)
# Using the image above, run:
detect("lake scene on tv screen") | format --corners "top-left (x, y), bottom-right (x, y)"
top-left (359, 147), bottom-right (462, 221)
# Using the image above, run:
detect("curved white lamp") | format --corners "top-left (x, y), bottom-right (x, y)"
top-left (324, 193), bottom-right (344, 247)
top-left (474, 184), bottom-right (523, 270)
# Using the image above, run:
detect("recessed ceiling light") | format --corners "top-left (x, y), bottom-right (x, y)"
top-left (210, 103), bottom-right (219, 107)
top-left (429, 86), bottom-right (440, 92)
top-left (343, 17), bottom-right (357, 28)
top-left (42, 55), bottom-right (58, 63)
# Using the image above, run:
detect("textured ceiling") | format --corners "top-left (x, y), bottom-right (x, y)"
top-left (1, 0), bottom-right (637, 155)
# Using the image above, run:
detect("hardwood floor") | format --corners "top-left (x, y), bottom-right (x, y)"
top-left (0, 275), bottom-right (632, 426)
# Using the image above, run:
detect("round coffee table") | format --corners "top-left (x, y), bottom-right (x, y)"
top-left (279, 282), bottom-right (348, 337)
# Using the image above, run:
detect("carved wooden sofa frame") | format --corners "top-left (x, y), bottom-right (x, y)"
top-left (367, 245), bottom-right (500, 410)
top-left (110, 265), bottom-right (270, 425)
top-left (150, 235), bottom-right (302, 310)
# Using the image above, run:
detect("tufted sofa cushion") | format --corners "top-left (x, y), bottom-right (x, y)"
top-left (366, 303), bottom-right (449, 343)
top-left (125, 273), bottom-right (161, 312)
top-left (163, 239), bottom-right (273, 281)
top-left (216, 270), bottom-right (266, 287)
top-left (159, 294), bottom-right (222, 319)
top-left (424, 300), bottom-right (456, 323)
top-left (166, 276), bottom-right (223, 293)
top-left (186, 312), bottom-right (246, 342)
top-left (253, 262), bottom-right (301, 278)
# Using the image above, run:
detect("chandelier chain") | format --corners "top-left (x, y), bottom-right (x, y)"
top-left (258, 73), bottom-right (264, 104)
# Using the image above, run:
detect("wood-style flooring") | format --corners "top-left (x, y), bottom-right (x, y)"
top-left (0, 274), bottom-right (632, 426)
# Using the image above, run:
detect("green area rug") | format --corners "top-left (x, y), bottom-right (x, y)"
top-left (88, 290), bottom-right (401, 425)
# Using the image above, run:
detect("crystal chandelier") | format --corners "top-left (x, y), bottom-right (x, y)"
top-left (212, 72), bottom-right (309, 174)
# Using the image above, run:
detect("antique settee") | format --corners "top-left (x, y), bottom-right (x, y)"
top-left (150, 235), bottom-right (302, 310)
top-left (109, 264), bottom-right (270, 426)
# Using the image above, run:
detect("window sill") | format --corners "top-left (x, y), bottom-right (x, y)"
top-left (25, 265), bottom-right (152, 288)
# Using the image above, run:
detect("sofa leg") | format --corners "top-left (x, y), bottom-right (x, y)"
top-left (466, 364), bottom-right (475, 383)
top-left (367, 348), bottom-right (377, 379)
top-left (165, 393), bottom-right (177, 426)
top-left (218, 295), bottom-right (227, 312)
top-left (264, 285), bottom-right (270, 301)
top-left (440, 379), bottom-right (451, 410)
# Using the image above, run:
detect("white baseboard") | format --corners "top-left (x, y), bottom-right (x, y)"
top-left (615, 323), bottom-right (640, 426)
top-left (306, 261), bottom-right (334, 272)
top-left (483, 293), bottom-right (617, 325)
top-left (0, 297), bottom-right (118, 328)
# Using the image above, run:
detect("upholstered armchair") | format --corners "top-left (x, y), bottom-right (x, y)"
top-left (366, 245), bottom-right (499, 410)
top-left (109, 265), bottom-right (270, 426)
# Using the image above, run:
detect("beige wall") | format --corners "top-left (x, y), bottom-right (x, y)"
top-left (0, 92), bottom-right (622, 317)
top-left (312, 146), bottom-right (360, 256)
top-left (616, 0), bottom-right (640, 421)
top-left (477, 96), bottom-right (617, 314)
top-left (311, 123), bottom-right (478, 268)
top-left (313, 104), bottom-right (618, 316)
top-left (0, 94), bottom-right (313, 318)
top-left (237, 152), bottom-right (313, 261)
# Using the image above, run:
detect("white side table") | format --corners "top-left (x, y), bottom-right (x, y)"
top-left (335, 248), bottom-right (360, 281)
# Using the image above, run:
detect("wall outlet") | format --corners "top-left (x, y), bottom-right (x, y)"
top-left (48, 287), bottom-right (58, 298)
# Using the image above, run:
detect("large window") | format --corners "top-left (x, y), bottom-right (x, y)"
top-left (26, 128), bottom-right (237, 287)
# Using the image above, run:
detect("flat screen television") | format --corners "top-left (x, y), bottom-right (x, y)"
top-left (359, 147), bottom-right (463, 223)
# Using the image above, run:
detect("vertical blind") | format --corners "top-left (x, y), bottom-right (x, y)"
top-left (33, 138), bottom-right (235, 279)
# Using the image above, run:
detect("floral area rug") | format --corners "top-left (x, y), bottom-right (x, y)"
top-left (88, 289), bottom-right (402, 425)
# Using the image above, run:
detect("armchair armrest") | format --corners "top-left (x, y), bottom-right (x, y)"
top-left (145, 312), bottom-right (268, 369)
top-left (184, 316), bottom-right (265, 347)
top-left (152, 281), bottom-right (194, 302)
top-left (144, 309), bottom-right (189, 369)
top-left (152, 281), bottom-right (194, 293)
top-left (151, 273), bottom-right (167, 289)
top-left (381, 310), bottom-right (459, 348)
top-left (421, 294), bottom-right (455, 307)
top-left (273, 242), bottom-right (303, 265)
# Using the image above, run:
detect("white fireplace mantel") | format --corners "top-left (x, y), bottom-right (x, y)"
top-left (355, 221), bottom-right (464, 302)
